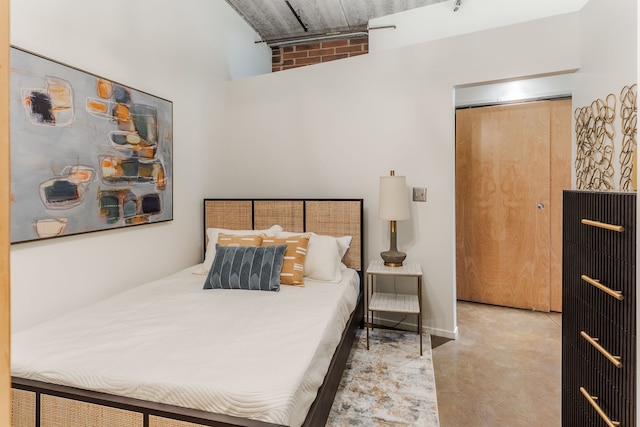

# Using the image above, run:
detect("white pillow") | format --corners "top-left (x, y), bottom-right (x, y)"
top-left (304, 233), bottom-right (343, 282)
top-left (275, 231), bottom-right (353, 282)
top-left (195, 224), bottom-right (283, 275)
top-left (336, 235), bottom-right (352, 258)
top-left (278, 230), bottom-right (352, 258)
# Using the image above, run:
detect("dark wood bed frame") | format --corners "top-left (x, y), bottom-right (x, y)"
top-left (12, 198), bottom-right (364, 427)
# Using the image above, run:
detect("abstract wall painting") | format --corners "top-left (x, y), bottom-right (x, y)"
top-left (9, 46), bottom-right (173, 243)
top-left (620, 84), bottom-right (637, 190)
top-left (575, 83), bottom-right (637, 191)
top-left (574, 93), bottom-right (616, 190)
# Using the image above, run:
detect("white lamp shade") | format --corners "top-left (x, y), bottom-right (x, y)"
top-left (378, 175), bottom-right (410, 221)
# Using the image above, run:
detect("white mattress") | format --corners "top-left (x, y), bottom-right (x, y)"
top-left (12, 264), bottom-right (360, 427)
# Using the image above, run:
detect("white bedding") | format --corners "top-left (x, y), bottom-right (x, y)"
top-left (12, 264), bottom-right (360, 427)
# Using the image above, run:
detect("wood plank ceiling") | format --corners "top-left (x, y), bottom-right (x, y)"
top-left (225, 0), bottom-right (448, 45)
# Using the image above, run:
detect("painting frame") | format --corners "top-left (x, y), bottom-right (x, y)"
top-left (9, 46), bottom-right (173, 244)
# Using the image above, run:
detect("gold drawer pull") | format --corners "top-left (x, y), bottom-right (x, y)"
top-left (581, 275), bottom-right (624, 301)
top-left (580, 387), bottom-right (620, 427)
top-left (580, 331), bottom-right (623, 368)
top-left (581, 218), bottom-right (625, 232)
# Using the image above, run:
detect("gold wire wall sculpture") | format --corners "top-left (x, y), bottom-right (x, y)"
top-left (619, 84), bottom-right (637, 190)
top-left (575, 94), bottom-right (616, 190)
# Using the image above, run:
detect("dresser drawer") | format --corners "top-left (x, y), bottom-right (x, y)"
top-left (563, 289), bottom-right (636, 401)
top-left (561, 382), bottom-right (635, 426)
top-left (563, 191), bottom-right (636, 263)
top-left (563, 242), bottom-right (635, 335)
top-left (562, 338), bottom-right (636, 426)
top-left (576, 327), bottom-right (634, 398)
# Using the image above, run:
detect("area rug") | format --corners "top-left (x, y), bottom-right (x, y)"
top-left (327, 328), bottom-right (440, 426)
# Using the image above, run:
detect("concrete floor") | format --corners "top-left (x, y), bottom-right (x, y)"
top-left (431, 301), bottom-right (562, 427)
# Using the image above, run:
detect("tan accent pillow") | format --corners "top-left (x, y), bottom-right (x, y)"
top-left (217, 233), bottom-right (263, 247)
top-left (262, 235), bottom-right (310, 286)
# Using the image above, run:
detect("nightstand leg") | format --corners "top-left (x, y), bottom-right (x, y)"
top-left (366, 273), bottom-right (370, 350)
top-left (366, 308), bottom-right (369, 350)
top-left (419, 317), bottom-right (422, 356)
top-left (366, 323), bottom-right (369, 350)
top-left (418, 276), bottom-right (423, 356)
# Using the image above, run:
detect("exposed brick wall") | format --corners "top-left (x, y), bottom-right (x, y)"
top-left (272, 36), bottom-right (368, 72)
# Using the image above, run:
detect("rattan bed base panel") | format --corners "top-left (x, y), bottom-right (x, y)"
top-left (11, 388), bottom-right (36, 427)
top-left (149, 416), bottom-right (212, 427)
top-left (41, 394), bottom-right (144, 427)
top-left (12, 198), bottom-right (364, 427)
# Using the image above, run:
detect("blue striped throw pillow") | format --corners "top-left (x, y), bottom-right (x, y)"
top-left (203, 244), bottom-right (287, 291)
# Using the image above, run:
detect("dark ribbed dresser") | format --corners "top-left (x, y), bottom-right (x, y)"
top-left (562, 190), bottom-right (636, 426)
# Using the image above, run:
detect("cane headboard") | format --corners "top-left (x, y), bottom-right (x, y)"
top-left (203, 199), bottom-right (364, 273)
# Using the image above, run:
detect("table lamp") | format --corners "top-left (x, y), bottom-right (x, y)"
top-left (378, 170), bottom-right (410, 267)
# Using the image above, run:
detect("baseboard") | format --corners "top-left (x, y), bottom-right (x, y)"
top-left (425, 325), bottom-right (459, 340)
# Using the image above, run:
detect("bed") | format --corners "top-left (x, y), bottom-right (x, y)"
top-left (11, 198), bottom-right (364, 427)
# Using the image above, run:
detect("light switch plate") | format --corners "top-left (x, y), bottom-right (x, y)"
top-left (413, 187), bottom-right (427, 202)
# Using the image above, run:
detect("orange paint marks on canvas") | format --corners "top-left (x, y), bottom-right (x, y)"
top-left (129, 216), bottom-right (149, 225)
top-left (97, 79), bottom-right (113, 99)
top-left (114, 103), bottom-right (131, 122)
top-left (88, 99), bottom-right (108, 113)
top-left (134, 146), bottom-right (154, 159)
top-left (155, 167), bottom-right (166, 191)
top-left (48, 84), bottom-right (71, 106)
top-left (71, 170), bottom-right (92, 182)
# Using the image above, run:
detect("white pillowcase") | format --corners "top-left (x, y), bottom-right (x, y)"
top-left (335, 235), bottom-right (352, 258)
top-left (304, 233), bottom-right (343, 282)
top-left (194, 224), bottom-right (283, 275)
top-left (279, 231), bottom-right (353, 282)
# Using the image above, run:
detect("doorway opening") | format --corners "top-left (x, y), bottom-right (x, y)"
top-left (454, 73), bottom-right (574, 313)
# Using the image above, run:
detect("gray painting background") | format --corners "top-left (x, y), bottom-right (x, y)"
top-left (10, 47), bottom-right (173, 243)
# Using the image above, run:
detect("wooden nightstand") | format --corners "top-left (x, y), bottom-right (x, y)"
top-left (365, 260), bottom-right (423, 355)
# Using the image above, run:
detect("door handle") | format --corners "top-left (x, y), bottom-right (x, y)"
top-left (537, 202), bottom-right (545, 209)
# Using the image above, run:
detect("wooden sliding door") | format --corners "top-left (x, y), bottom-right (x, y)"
top-left (1, 0), bottom-right (10, 424)
top-left (549, 100), bottom-right (572, 312)
top-left (455, 99), bottom-right (571, 312)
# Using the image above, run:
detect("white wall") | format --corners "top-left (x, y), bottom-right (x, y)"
top-left (369, 0), bottom-right (589, 52)
top-left (221, 13), bottom-right (582, 338)
top-left (572, 0), bottom-right (637, 189)
top-left (10, 0), bottom-right (271, 331)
